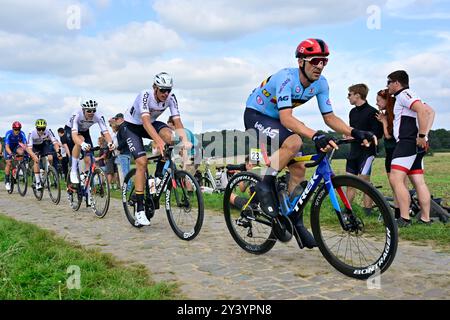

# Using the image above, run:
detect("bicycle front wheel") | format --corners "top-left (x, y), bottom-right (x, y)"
top-left (165, 170), bottom-right (204, 241)
top-left (90, 168), bottom-right (110, 218)
top-left (16, 163), bottom-right (28, 197)
top-left (47, 165), bottom-right (61, 205)
top-left (32, 172), bottom-right (43, 201)
top-left (223, 172), bottom-right (276, 254)
top-left (311, 175), bottom-right (398, 280)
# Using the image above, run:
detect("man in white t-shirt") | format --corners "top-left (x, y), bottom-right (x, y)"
top-left (387, 70), bottom-right (435, 227)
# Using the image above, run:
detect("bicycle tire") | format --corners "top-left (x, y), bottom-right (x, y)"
top-left (122, 168), bottom-right (144, 228)
top-left (16, 163), bottom-right (28, 196)
top-left (223, 172), bottom-right (276, 254)
top-left (32, 171), bottom-right (44, 201)
top-left (66, 172), bottom-right (82, 211)
top-left (165, 170), bottom-right (204, 241)
top-left (90, 168), bottom-right (110, 218)
top-left (416, 199), bottom-right (450, 223)
top-left (311, 175), bottom-right (398, 280)
top-left (47, 165), bottom-right (61, 205)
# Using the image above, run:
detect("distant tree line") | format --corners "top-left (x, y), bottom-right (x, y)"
top-left (195, 128), bottom-right (450, 160)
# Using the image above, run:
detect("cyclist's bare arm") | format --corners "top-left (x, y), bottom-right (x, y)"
top-left (322, 113), bottom-right (352, 136)
top-left (5, 144), bottom-right (12, 156)
top-left (411, 101), bottom-right (435, 136)
top-left (279, 109), bottom-right (316, 139)
top-left (101, 131), bottom-right (115, 150)
top-left (142, 114), bottom-right (165, 154)
top-left (172, 117), bottom-right (190, 146)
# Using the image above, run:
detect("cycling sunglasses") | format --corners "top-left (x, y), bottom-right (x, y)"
top-left (158, 88), bottom-right (172, 94)
top-left (85, 109), bottom-right (96, 113)
top-left (303, 56), bottom-right (328, 66)
top-left (36, 127), bottom-right (46, 132)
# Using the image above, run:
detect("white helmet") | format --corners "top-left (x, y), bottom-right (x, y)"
top-left (154, 72), bottom-right (173, 89)
top-left (81, 99), bottom-right (98, 110)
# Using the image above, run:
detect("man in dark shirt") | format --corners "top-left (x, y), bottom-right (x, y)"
top-left (346, 84), bottom-right (383, 215)
top-left (57, 127), bottom-right (70, 178)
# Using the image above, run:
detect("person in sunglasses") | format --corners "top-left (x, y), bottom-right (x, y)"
top-left (386, 70), bottom-right (435, 227)
top-left (118, 72), bottom-right (191, 226)
top-left (244, 38), bottom-right (377, 249)
top-left (64, 99), bottom-right (115, 184)
top-left (26, 119), bottom-right (62, 190)
top-left (3, 121), bottom-right (28, 191)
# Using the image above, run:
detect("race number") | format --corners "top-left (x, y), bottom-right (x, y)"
top-left (250, 148), bottom-right (262, 162)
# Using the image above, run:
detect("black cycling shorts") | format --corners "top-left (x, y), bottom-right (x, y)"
top-left (119, 121), bottom-right (170, 160)
top-left (32, 140), bottom-right (54, 156)
top-left (346, 154), bottom-right (375, 176)
top-left (391, 139), bottom-right (426, 175)
top-left (64, 125), bottom-right (93, 155)
top-left (244, 108), bottom-right (296, 151)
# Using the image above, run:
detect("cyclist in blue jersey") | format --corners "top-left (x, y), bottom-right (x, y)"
top-left (3, 121), bottom-right (28, 191)
top-left (245, 38), bottom-right (377, 249)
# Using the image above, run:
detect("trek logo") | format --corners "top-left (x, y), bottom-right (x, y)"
top-left (254, 122), bottom-right (279, 139)
top-left (293, 173), bottom-right (319, 211)
top-left (278, 96), bottom-right (289, 102)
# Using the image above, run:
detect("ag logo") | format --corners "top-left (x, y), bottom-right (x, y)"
top-left (278, 96), bottom-right (289, 102)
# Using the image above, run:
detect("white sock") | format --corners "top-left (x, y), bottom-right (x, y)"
top-left (71, 157), bottom-right (79, 172)
top-left (35, 173), bottom-right (41, 183)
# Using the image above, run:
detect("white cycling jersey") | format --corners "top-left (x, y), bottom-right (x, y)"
top-left (27, 128), bottom-right (57, 147)
top-left (66, 109), bottom-right (109, 133)
top-left (393, 88), bottom-right (421, 142)
top-left (124, 90), bottom-right (180, 125)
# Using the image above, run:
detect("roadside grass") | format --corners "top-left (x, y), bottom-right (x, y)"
top-left (0, 214), bottom-right (180, 300)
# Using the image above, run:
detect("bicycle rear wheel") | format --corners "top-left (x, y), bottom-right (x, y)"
top-left (66, 172), bottom-right (82, 211)
top-left (311, 175), bottom-right (398, 280)
top-left (90, 168), bottom-right (110, 218)
top-left (223, 172), bottom-right (276, 254)
top-left (47, 165), bottom-right (61, 205)
top-left (16, 163), bottom-right (28, 197)
top-left (122, 169), bottom-right (144, 228)
top-left (165, 170), bottom-right (204, 240)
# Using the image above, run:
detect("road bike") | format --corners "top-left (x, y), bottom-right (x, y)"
top-left (66, 147), bottom-right (110, 218)
top-left (122, 146), bottom-right (204, 241)
top-left (223, 139), bottom-right (398, 280)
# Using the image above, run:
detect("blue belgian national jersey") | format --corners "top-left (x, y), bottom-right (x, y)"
top-left (4, 130), bottom-right (27, 148)
top-left (246, 68), bottom-right (334, 119)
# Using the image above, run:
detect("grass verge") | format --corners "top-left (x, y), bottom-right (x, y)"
top-left (0, 214), bottom-right (180, 300)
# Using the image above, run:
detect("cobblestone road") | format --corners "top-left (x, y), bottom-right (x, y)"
top-left (1, 191), bottom-right (448, 300)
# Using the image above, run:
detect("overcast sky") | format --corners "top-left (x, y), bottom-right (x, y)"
top-left (1, 0), bottom-right (449, 143)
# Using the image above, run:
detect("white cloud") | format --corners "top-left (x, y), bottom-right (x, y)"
top-left (153, 0), bottom-right (386, 40)
top-left (0, 0), bottom-right (94, 36)
top-left (0, 21), bottom-right (183, 77)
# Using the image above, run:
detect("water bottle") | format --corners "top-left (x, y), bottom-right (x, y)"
top-left (148, 176), bottom-right (156, 194)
